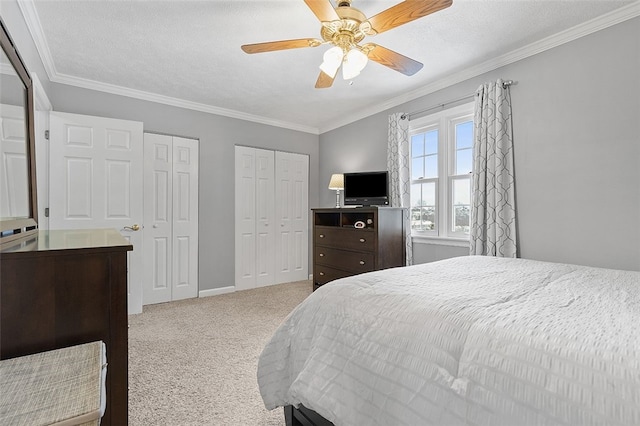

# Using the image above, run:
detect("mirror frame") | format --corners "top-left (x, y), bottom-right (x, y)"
top-left (0, 17), bottom-right (38, 245)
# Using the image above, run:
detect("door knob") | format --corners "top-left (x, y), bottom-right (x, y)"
top-left (124, 224), bottom-right (141, 231)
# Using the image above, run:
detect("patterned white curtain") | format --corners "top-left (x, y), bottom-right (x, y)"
top-left (387, 113), bottom-right (413, 265)
top-left (470, 79), bottom-right (517, 257)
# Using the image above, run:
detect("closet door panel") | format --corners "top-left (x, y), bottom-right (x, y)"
top-left (235, 148), bottom-right (307, 290)
top-left (143, 133), bottom-right (173, 305)
top-left (235, 146), bottom-right (258, 290)
top-left (275, 151), bottom-right (309, 284)
top-left (143, 134), bottom-right (199, 304)
top-left (254, 149), bottom-right (275, 287)
top-left (172, 137), bottom-right (199, 301)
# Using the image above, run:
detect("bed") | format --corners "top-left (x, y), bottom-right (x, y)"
top-left (257, 256), bottom-right (640, 426)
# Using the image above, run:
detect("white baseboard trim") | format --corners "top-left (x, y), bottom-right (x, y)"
top-left (199, 286), bottom-right (235, 298)
top-left (308, 274), bottom-right (313, 280)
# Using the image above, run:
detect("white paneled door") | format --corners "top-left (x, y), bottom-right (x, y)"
top-left (0, 104), bottom-right (29, 218)
top-left (49, 112), bottom-right (144, 314)
top-left (275, 151), bottom-right (309, 283)
top-left (143, 133), bottom-right (199, 305)
top-left (235, 146), bottom-right (308, 290)
top-left (235, 146), bottom-right (275, 290)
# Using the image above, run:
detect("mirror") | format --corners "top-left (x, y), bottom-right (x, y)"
top-left (0, 17), bottom-right (38, 244)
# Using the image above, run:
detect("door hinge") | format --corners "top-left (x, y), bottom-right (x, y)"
top-left (44, 207), bottom-right (49, 217)
top-left (44, 130), bottom-right (49, 140)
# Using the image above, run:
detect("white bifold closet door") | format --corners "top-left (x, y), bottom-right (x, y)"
top-left (274, 150), bottom-right (309, 284)
top-left (235, 146), bottom-right (308, 291)
top-left (143, 133), bottom-right (199, 305)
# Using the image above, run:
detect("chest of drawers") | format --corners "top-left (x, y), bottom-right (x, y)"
top-left (312, 207), bottom-right (405, 290)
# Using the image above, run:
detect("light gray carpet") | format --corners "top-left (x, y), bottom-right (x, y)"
top-left (128, 280), bottom-right (312, 425)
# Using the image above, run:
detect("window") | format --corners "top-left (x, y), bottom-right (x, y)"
top-left (409, 102), bottom-right (474, 240)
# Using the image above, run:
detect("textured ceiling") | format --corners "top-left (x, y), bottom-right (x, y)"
top-left (26, 0), bottom-right (636, 133)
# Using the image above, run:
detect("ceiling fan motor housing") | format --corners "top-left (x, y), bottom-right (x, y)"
top-left (321, 2), bottom-right (372, 49)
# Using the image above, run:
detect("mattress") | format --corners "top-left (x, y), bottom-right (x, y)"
top-left (0, 341), bottom-right (107, 426)
top-left (257, 256), bottom-right (640, 425)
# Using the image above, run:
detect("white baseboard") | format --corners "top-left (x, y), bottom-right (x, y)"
top-left (308, 274), bottom-right (313, 280)
top-left (199, 286), bottom-right (235, 298)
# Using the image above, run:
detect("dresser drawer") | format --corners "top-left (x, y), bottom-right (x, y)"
top-left (314, 227), bottom-right (375, 251)
top-left (314, 246), bottom-right (375, 274)
top-left (313, 265), bottom-right (354, 286)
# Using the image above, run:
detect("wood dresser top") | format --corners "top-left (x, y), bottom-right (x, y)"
top-left (0, 228), bottom-right (133, 254)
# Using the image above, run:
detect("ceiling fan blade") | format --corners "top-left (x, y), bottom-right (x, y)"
top-left (304, 0), bottom-right (340, 22)
top-left (367, 0), bottom-right (453, 34)
top-left (241, 38), bottom-right (321, 54)
top-left (365, 44), bottom-right (423, 76)
top-left (315, 70), bottom-right (336, 89)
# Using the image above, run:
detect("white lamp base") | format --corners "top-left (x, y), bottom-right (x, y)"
top-left (334, 189), bottom-right (341, 208)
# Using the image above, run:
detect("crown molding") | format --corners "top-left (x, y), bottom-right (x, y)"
top-left (17, 0), bottom-right (639, 136)
top-left (50, 72), bottom-right (319, 134)
top-left (318, 1), bottom-right (640, 133)
top-left (17, 0), bottom-right (56, 81)
top-left (16, 0), bottom-right (319, 134)
top-left (32, 72), bottom-right (52, 111)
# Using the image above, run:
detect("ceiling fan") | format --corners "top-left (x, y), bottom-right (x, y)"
top-left (241, 0), bottom-right (453, 88)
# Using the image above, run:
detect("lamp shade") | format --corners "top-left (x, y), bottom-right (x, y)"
top-left (342, 48), bottom-right (368, 80)
top-left (319, 46), bottom-right (344, 78)
top-left (328, 173), bottom-right (344, 190)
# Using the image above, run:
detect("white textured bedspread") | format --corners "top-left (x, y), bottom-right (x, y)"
top-left (257, 256), bottom-right (640, 426)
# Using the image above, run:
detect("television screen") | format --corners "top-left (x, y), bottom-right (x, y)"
top-left (344, 171), bottom-right (389, 206)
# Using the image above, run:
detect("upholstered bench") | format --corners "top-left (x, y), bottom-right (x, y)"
top-left (0, 341), bottom-right (107, 426)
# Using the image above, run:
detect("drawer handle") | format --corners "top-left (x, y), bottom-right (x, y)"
top-left (319, 272), bottom-right (325, 276)
top-left (319, 253), bottom-right (324, 257)
top-left (359, 238), bottom-right (366, 243)
top-left (319, 234), bottom-right (325, 238)
top-left (359, 260), bottom-right (366, 265)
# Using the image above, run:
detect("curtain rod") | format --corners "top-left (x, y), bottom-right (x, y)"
top-left (401, 79), bottom-right (514, 120)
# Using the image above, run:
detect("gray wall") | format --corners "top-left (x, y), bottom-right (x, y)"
top-left (50, 87), bottom-right (320, 290)
top-left (2, 0), bottom-right (320, 291)
top-left (320, 17), bottom-right (640, 271)
top-left (3, 0), bottom-right (638, 282)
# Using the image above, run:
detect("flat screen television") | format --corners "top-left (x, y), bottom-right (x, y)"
top-left (343, 171), bottom-right (390, 206)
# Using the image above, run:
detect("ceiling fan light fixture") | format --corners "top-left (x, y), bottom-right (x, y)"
top-left (319, 46), bottom-right (344, 78)
top-left (342, 48), bottom-right (368, 80)
top-left (242, 0), bottom-right (450, 88)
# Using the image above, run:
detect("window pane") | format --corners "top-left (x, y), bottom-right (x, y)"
top-left (411, 157), bottom-right (424, 180)
top-left (456, 148), bottom-right (472, 175)
top-left (425, 155), bottom-right (438, 179)
top-left (452, 178), bottom-right (470, 234)
top-left (425, 130), bottom-right (438, 154)
top-left (411, 134), bottom-right (424, 157)
top-left (411, 182), bottom-right (436, 231)
top-left (456, 121), bottom-right (473, 149)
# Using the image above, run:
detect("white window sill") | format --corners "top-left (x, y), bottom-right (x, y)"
top-left (411, 235), bottom-right (469, 247)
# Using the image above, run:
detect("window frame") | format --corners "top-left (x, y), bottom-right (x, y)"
top-left (409, 102), bottom-right (474, 243)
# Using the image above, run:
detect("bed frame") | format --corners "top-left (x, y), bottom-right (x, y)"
top-left (284, 405), bottom-right (334, 426)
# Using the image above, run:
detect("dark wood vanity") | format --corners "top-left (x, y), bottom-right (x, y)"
top-left (0, 228), bottom-right (132, 425)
